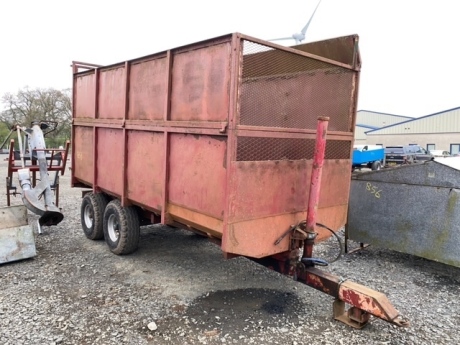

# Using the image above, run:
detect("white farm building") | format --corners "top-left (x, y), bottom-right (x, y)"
top-left (355, 107), bottom-right (460, 154)
top-left (354, 110), bottom-right (412, 144)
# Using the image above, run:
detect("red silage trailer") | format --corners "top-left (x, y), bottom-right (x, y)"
top-left (71, 33), bottom-right (408, 328)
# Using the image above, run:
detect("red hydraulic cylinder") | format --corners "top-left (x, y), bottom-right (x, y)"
top-left (303, 116), bottom-right (329, 259)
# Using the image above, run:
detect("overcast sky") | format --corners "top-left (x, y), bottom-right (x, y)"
top-left (1, 0), bottom-right (458, 117)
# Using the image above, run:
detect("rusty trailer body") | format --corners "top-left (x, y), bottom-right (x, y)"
top-left (72, 33), bottom-right (357, 257)
top-left (71, 33), bottom-right (408, 328)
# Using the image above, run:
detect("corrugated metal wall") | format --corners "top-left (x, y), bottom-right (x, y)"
top-left (354, 126), bottom-right (369, 143)
top-left (366, 133), bottom-right (460, 150)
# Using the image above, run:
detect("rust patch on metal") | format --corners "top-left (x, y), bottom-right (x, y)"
top-left (296, 267), bottom-right (340, 297)
top-left (339, 280), bottom-right (409, 327)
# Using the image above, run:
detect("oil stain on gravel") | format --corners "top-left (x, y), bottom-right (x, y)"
top-left (156, 288), bottom-right (307, 340)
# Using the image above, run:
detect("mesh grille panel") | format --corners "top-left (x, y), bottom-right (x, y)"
top-left (239, 40), bottom-right (355, 132)
top-left (236, 137), bottom-right (351, 161)
top-left (325, 140), bottom-right (352, 160)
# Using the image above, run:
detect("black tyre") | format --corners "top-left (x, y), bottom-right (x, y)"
top-left (81, 193), bottom-right (108, 240)
top-left (371, 161), bottom-right (382, 171)
top-left (103, 199), bottom-right (140, 255)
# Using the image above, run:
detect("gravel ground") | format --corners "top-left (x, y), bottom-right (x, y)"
top-left (1, 156), bottom-right (459, 345)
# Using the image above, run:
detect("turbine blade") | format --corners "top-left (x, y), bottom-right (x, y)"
top-left (269, 37), bottom-right (294, 42)
top-left (301, 0), bottom-right (322, 35)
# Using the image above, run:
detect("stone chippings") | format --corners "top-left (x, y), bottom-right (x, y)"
top-left (0, 159), bottom-right (459, 345)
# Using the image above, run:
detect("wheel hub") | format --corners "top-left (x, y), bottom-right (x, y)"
top-left (84, 204), bottom-right (94, 228)
top-left (107, 214), bottom-right (120, 242)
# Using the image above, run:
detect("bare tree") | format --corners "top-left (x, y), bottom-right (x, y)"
top-left (1, 87), bottom-right (72, 146)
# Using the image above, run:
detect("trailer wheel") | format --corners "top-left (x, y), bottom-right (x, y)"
top-left (371, 161), bottom-right (382, 171)
top-left (103, 199), bottom-right (140, 255)
top-left (81, 193), bottom-right (108, 240)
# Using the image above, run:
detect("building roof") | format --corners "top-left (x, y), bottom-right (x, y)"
top-left (356, 110), bottom-right (414, 129)
top-left (365, 106), bottom-right (460, 135)
top-left (356, 123), bottom-right (379, 130)
top-left (357, 109), bottom-right (414, 119)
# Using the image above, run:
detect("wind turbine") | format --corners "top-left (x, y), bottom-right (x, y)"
top-left (270, 0), bottom-right (322, 45)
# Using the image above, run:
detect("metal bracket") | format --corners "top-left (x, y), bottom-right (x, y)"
top-left (333, 299), bottom-right (370, 329)
top-left (219, 122), bottom-right (228, 133)
top-left (274, 221), bottom-right (308, 245)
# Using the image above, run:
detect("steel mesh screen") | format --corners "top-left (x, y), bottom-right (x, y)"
top-left (326, 139), bottom-right (352, 160)
top-left (239, 40), bottom-right (354, 132)
top-left (236, 137), bottom-right (351, 161)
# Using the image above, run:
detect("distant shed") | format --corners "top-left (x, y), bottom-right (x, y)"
top-left (354, 110), bottom-right (413, 145)
top-left (365, 107), bottom-right (460, 154)
top-left (356, 110), bottom-right (413, 128)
